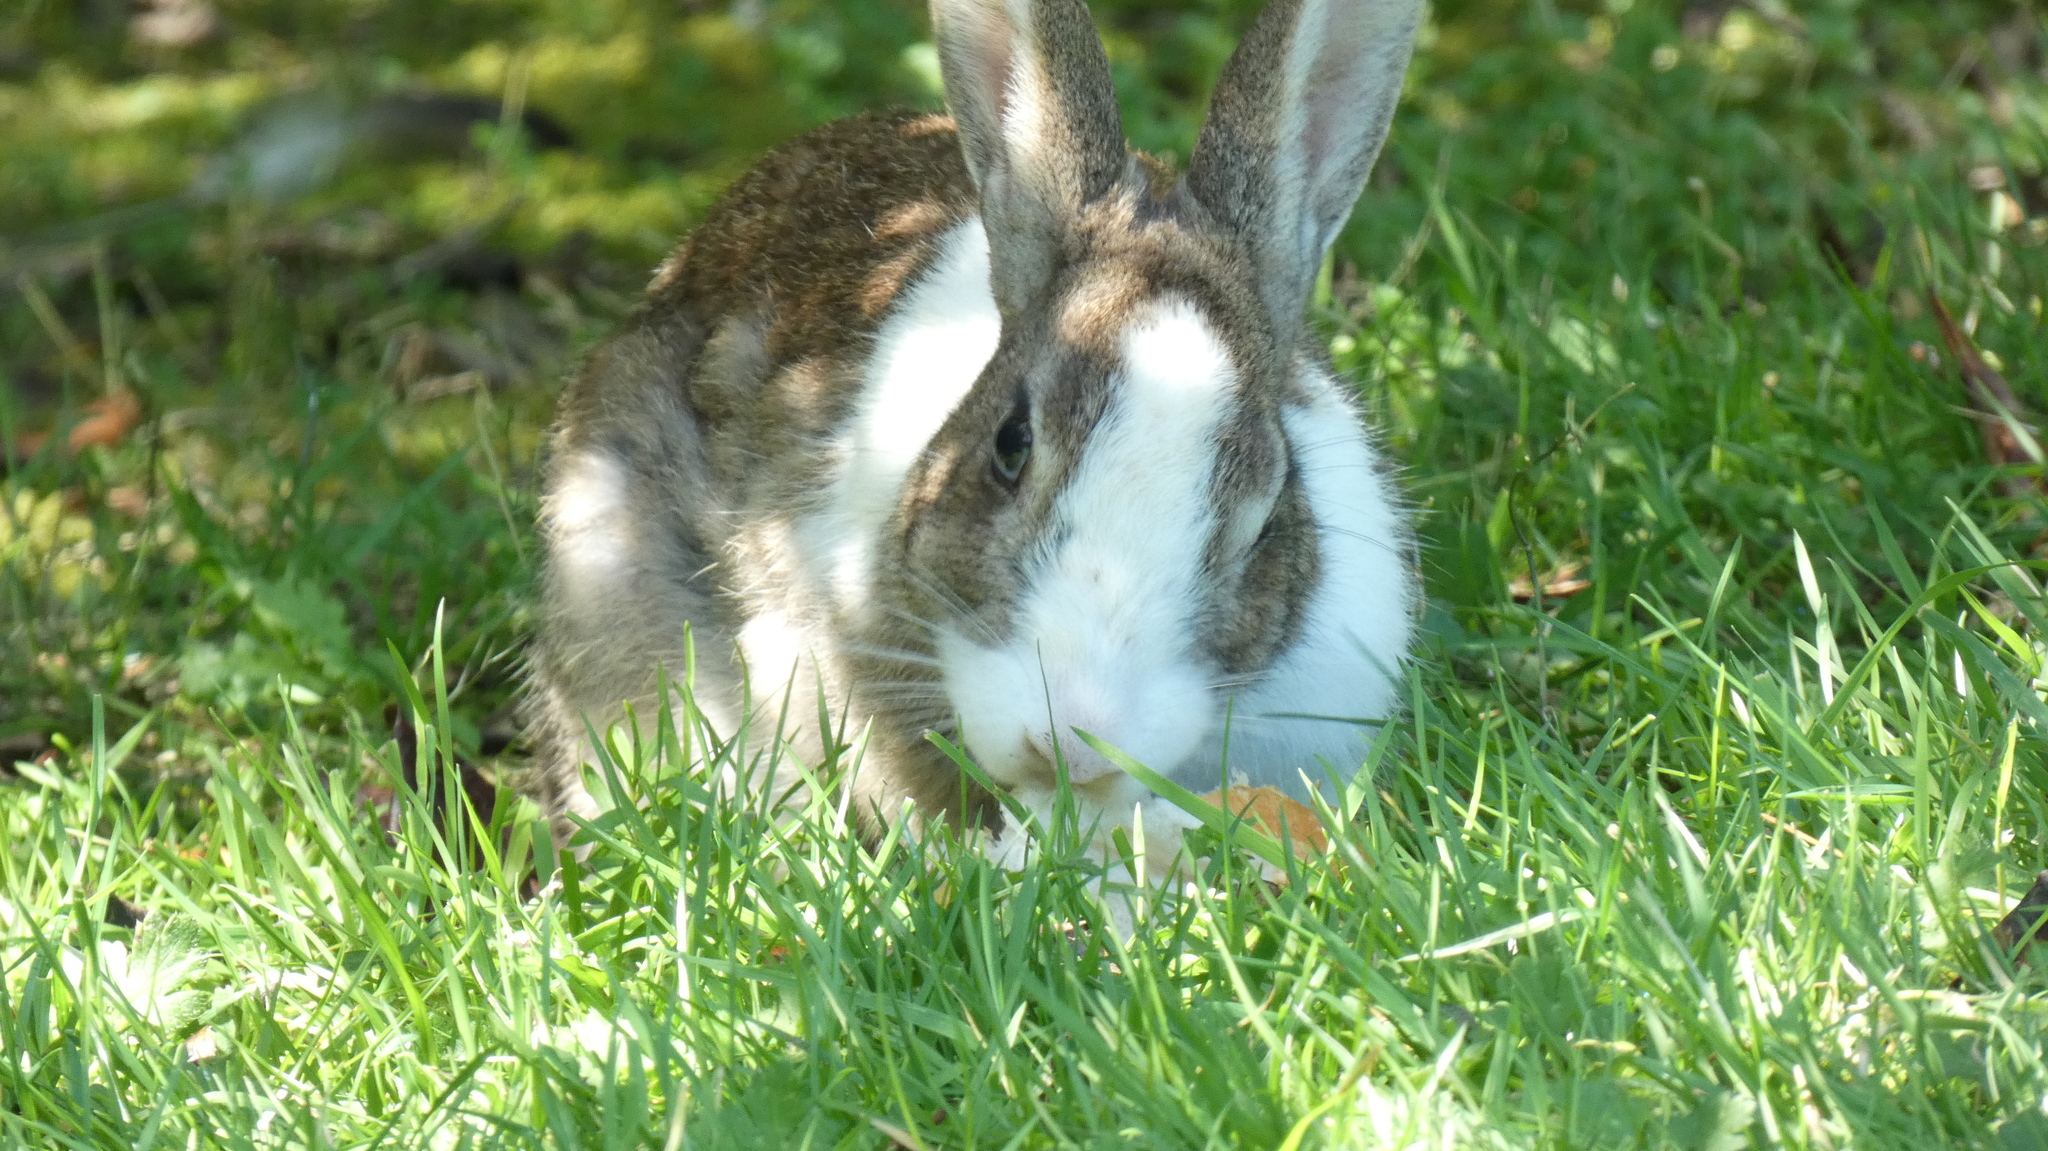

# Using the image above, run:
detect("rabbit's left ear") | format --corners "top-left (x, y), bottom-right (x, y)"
top-left (931, 0), bottom-right (1128, 317)
top-left (1186, 0), bottom-right (1423, 341)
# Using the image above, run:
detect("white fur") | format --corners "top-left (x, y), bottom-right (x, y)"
top-left (798, 221), bottom-right (1002, 609)
top-left (546, 448), bottom-right (646, 675)
top-left (736, 610), bottom-right (810, 708)
top-left (943, 298), bottom-right (1234, 813)
top-left (548, 449), bottom-right (632, 581)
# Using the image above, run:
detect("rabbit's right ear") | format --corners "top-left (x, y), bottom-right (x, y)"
top-left (931, 0), bottom-right (1128, 316)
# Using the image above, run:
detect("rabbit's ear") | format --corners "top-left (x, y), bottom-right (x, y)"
top-left (931, 0), bottom-right (1127, 315)
top-left (1186, 0), bottom-right (1422, 340)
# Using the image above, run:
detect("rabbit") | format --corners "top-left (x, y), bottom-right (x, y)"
top-left (520, 0), bottom-right (1423, 856)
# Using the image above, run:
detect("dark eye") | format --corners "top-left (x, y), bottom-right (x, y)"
top-left (992, 403), bottom-right (1032, 487)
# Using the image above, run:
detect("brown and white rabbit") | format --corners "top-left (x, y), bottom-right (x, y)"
top-left (521, 0), bottom-right (1422, 853)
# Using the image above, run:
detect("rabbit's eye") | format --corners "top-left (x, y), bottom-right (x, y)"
top-left (992, 405), bottom-right (1032, 488)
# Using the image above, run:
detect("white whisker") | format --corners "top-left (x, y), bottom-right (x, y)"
top-left (843, 640), bottom-right (945, 669)
top-left (900, 566), bottom-right (1002, 644)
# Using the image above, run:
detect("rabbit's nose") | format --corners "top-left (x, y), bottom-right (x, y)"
top-left (1024, 728), bottom-right (1120, 785)
top-left (1016, 741), bottom-right (1131, 815)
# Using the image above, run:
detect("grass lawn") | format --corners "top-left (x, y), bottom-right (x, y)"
top-left (4, 1), bottom-right (2048, 1147)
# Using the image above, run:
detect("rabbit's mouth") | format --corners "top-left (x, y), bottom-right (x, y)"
top-left (1012, 744), bottom-right (1138, 809)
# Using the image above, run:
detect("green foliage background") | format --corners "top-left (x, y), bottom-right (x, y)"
top-left (3, 0), bottom-right (2044, 746)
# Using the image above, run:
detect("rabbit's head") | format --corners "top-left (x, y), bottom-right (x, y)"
top-left (857, 0), bottom-right (1421, 814)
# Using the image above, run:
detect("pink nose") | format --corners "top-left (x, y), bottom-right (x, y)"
top-left (1026, 728), bottom-right (1121, 784)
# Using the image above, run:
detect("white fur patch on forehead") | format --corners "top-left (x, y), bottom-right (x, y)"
top-left (1119, 299), bottom-right (1239, 415)
top-left (1062, 296), bottom-right (1237, 580)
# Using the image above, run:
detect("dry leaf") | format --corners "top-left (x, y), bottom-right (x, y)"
top-left (132, 0), bottom-right (218, 49)
top-left (9, 430), bottom-right (51, 459)
top-left (1200, 785), bottom-right (1330, 858)
top-left (184, 1025), bottom-right (221, 1062)
top-left (869, 1118), bottom-right (922, 1150)
top-left (1509, 562), bottom-right (1592, 602)
top-left (18, 390), bottom-right (149, 459)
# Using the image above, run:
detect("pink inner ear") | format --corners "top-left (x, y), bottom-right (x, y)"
top-left (933, 0), bottom-right (1028, 177)
top-left (974, 16), bottom-right (1020, 121)
top-left (1303, 53), bottom-right (1354, 161)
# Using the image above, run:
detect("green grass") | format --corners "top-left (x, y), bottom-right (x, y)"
top-left (5, 1), bottom-right (2048, 1147)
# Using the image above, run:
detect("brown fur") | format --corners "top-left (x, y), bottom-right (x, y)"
top-left (526, 110), bottom-right (986, 840)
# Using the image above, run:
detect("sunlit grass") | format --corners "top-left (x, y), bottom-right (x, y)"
top-left (4, 509), bottom-right (2044, 1146)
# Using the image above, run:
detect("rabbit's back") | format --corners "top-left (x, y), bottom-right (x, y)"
top-left (565, 109), bottom-right (980, 462)
top-left (525, 111), bottom-right (989, 837)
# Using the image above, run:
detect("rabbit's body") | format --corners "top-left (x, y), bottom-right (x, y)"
top-left (524, 0), bottom-right (1423, 847)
